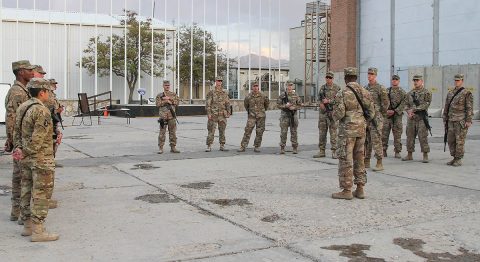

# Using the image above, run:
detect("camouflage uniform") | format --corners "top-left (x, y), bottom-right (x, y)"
top-left (4, 60), bottom-right (34, 219)
top-left (405, 81), bottom-right (432, 154)
top-left (317, 82), bottom-right (340, 153)
top-left (382, 81), bottom-right (407, 154)
top-left (156, 89), bottom-right (180, 150)
top-left (240, 90), bottom-right (269, 149)
top-left (442, 74), bottom-right (474, 164)
top-left (364, 75), bottom-right (389, 161)
top-left (206, 87), bottom-right (231, 146)
top-left (277, 88), bottom-right (302, 149)
top-left (332, 67), bottom-right (375, 197)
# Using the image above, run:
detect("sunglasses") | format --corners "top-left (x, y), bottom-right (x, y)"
top-left (326, 76), bottom-right (333, 79)
top-left (454, 79), bottom-right (462, 82)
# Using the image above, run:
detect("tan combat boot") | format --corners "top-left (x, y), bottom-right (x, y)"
top-left (31, 222), bottom-right (59, 242)
top-left (237, 146), bottom-right (245, 152)
top-left (452, 158), bottom-right (462, 167)
top-left (447, 158), bottom-right (456, 165)
top-left (157, 147), bottom-right (164, 154)
top-left (402, 152), bottom-right (413, 161)
top-left (10, 206), bottom-right (19, 221)
top-left (219, 144), bottom-right (229, 151)
top-left (422, 152), bottom-right (429, 163)
top-left (313, 150), bottom-right (326, 158)
top-left (205, 145), bottom-right (212, 152)
top-left (254, 147), bottom-right (261, 153)
top-left (364, 158), bottom-right (371, 168)
top-left (49, 199), bottom-right (58, 209)
top-left (170, 146), bottom-right (180, 153)
top-left (21, 219), bottom-right (32, 236)
top-left (353, 185), bottom-right (365, 199)
top-left (292, 146), bottom-right (298, 154)
top-left (331, 189), bottom-right (353, 200)
top-left (280, 146), bottom-right (285, 154)
top-left (394, 152), bottom-right (401, 159)
top-left (331, 150), bottom-right (337, 159)
top-left (372, 158), bottom-right (384, 171)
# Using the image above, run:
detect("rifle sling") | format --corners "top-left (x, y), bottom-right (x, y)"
top-left (19, 103), bottom-right (41, 136)
top-left (445, 87), bottom-right (465, 121)
top-left (346, 85), bottom-right (369, 120)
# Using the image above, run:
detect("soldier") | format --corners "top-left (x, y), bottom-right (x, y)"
top-left (205, 76), bottom-right (231, 152)
top-left (364, 67), bottom-right (389, 171)
top-left (313, 71), bottom-right (340, 159)
top-left (4, 60), bottom-right (35, 223)
top-left (156, 80), bottom-right (180, 154)
top-left (382, 75), bottom-right (407, 158)
top-left (33, 65), bottom-right (46, 78)
top-left (45, 79), bottom-right (64, 158)
top-left (237, 82), bottom-right (269, 153)
top-left (331, 67), bottom-right (375, 200)
top-left (442, 74), bottom-right (473, 166)
top-left (403, 75), bottom-right (432, 163)
top-left (12, 78), bottom-right (59, 242)
top-left (277, 81), bottom-right (302, 154)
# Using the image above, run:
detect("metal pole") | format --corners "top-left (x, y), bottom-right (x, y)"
top-left (190, 0), bottom-right (193, 100)
top-left (227, 0), bottom-right (230, 93)
top-left (95, 0), bottom-right (98, 95)
top-left (16, 0), bottom-right (18, 60)
top-left (124, 0), bottom-right (127, 103)
top-left (177, 1), bottom-right (180, 96)
top-left (138, 0), bottom-right (141, 100)
top-left (268, 0), bottom-right (272, 99)
top-left (0, 0), bottom-right (3, 81)
top-left (48, 0), bottom-right (51, 78)
top-left (237, 0), bottom-right (241, 99)
top-left (259, 0), bottom-right (262, 85)
top-left (390, 0), bottom-right (395, 77)
top-left (203, 0), bottom-right (206, 99)
top-left (215, 0), bottom-right (218, 78)
top-left (248, 0), bottom-right (251, 93)
top-left (315, 0), bottom-right (320, 102)
top-left (278, 0), bottom-right (281, 96)
top-left (79, 0), bottom-right (83, 93)
top-left (33, 0), bottom-right (36, 62)
top-left (151, 0), bottom-right (154, 96)
top-left (164, 0), bottom-right (167, 82)
top-left (433, 0), bottom-right (439, 66)
top-left (64, 0), bottom-right (67, 99)
top-left (110, 0), bottom-right (113, 92)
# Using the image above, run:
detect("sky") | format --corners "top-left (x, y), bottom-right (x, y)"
top-left (2, 0), bottom-right (318, 60)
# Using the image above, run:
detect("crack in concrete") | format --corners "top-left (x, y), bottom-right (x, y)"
top-left (165, 245), bottom-right (277, 262)
top-left (62, 142), bottom-right (94, 158)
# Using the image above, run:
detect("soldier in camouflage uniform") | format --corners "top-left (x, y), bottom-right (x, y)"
top-left (156, 80), bottom-right (180, 154)
top-left (238, 82), bottom-right (269, 153)
top-left (4, 60), bottom-right (34, 222)
top-left (364, 67), bottom-right (389, 171)
top-left (313, 72), bottom-right (340, 159)
top-left (277, 81), bottom-right (302, 154)
top-left (382, 75), bottom-right (407, 159)
top-left (33, 65), bottom-right (47, 78)
top-left (442, 74), bottom-right (474, 166)
top-left (403, 75), bottom-right (432, 163)
top-left (205, 76), bottom-right (231, 152)
top-left (332, 67), bottom-right (375, 200)
top-left (12, 78), bottom-right (59, 242)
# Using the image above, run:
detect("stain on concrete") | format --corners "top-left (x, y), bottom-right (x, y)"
top-left (65, 135), bottom-right (92, 140)
top-left (206, 198), bottom-right (252, 207)
top-left (394, 238), bottom-right (480, 261)
top-left (131, 163), bottom-right (160, 170)
top-left (180, 182), bottom-right (214, 189)
top-left (322, 244), bottom-right (385, 262)
top-left (0, 185), bottom-right (12, 190)
top-left (261, 214), bottom-right (281, 223)
top-left (135, 194), bottom-right (179, 203)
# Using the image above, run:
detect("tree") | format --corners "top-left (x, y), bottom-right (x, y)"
top-left (79, 10), bottom-right (168, 103)
top-left (177, 24), bottom-right (231, 95)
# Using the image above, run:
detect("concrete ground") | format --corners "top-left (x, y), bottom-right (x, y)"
top-left (1, 110), bottom-right (480, 262)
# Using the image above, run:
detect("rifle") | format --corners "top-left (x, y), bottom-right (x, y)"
top-left (387, 87), bottom-right (396, 122)
top-left (411, 93), bottom-right (432, 136)
top-left (319, 86), bottom-right (334, 121)
top-left (51, 108), bottom-right (64, 158)
top-left (160, 92), bottom-right (179, 124)
top-left (282, 91), bottom-right (295, 127)
top-left (443, 87), bottom-right (465, 151)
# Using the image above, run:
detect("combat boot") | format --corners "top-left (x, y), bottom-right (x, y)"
top-left (18, 219), bottom-right (24, 225)
top-left (205, 145), bottom-right (212, 152)
top-left (422, 152), bottom-right (429, 163)
top-left (331, 150), bottom-right (337, 159)
top-left (21, 219), bottom-right (32, 236)
top-left (219, 144), bottom-right (229, 151)
top-left (383, 150), bottom-right (387, 157)
top-left (394, 152), bottom-right (401, 159)
top-left (402, 152), bottom-right (413, 161)
top-left (447, 158), bottom-right (456, 165)
top-left (31, 222), bottom-right (59, 242)
top-left (254, 147), bottom-right (261, 153)
top-left (364, 158), bottom-right (371, 168)
top-left (237, 147), bottom-right (245, 152)
top-left (353, 185), bottom-right (365, 199)
top-left (157, 147), bottom-right (164, 154)
top-left (331, 189), bottom-right (353, 200)
top-left (452, 158), bottom-right (462, 167)
top-left (280, 146), bottom-right (285, 154)
top-left (372, 158), bottom-right (384, 171)
top-left (10, 206), bottom-right (19, 221)
top-left (49, 199), bottom-right (58, 209)
top-left (313, 150), bottom-right (326, 158)
top-left (292, 146), bottom-right (298, 154)
top-left (170, 146), bottom-right (180, 153)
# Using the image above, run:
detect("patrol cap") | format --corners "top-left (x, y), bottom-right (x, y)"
top-left (412, 74), bottom-right (423, 80)
top-left (326, 71), bottom-right (334, 78)
top-left (27, 78), bottom-right (54, 91)
top-left (367, 67), bottom-right (378, 75)
top-left (33, 65), bottom-right (47, 74)
top-left (215, 76), bottom-right (223, 82)
top-left (48, 78), bottom-right (58, 84)
top-left (392, 74), bottom-right (400, 80)
top-left (252, 81), bottom-right (259, 86)
top-left (344, 67), bottom-right (358, 77)
top-left (163, 80), bottom-right (170, 85)
top-left (454, 74), bottom-right (464, 80)
top-left (12, 60), bottom-right (36, 71)
top-left (286, 80), bottom-right (294, 85)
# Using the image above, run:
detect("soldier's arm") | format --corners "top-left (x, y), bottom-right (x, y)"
top-left (205, 92), bottom-right (212, 116)
top-left (276, 95), bottom-right (285, 109)
top-left (332, 91), bottom-right (345, 121)
top-left (264, 95), bottom-right (270, 111)
top-left (26, 109), bottom-right (51, 157)
top-left (415, 90), bottom-right (432, 111)
top-left (173, 94), bottom-right (180, 106)
top-left (13, 109), bottom-right (23, 149)
top-left (405, 92), bottom-right (413, 111)
top-left (243, 95), bottom-right (249, 111)
top-left (380, 86), bottom-right (389, 116)
top-left (442, 93), bottom-right (450, 120)
top-left (465, 92), bottom-right (474, 123)
top-left (155, 94), bottom-right (162, 107)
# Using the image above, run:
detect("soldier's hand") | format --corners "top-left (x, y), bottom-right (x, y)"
top-left (56, 132), bottom-right (63, 145)
top-left (162, 96), bottom-right (170, 100)
top-left (387, 110), bottom-right (395, 116)
top-left (465, 121), bottom-right (472, 128)
top-left (322, 98), bottom-right (329, 104)
top-left (319, 103), bottom-right (326, 110)
top-left (12, 148), bottom-right (24, 160)
top-left (208, 115), bottom-right (212, 120)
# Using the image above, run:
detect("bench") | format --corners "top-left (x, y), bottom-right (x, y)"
top-left (72, 91), bottom-right (131, 126)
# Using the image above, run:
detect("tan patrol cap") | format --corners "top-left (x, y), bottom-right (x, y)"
top-left (344, 67), bottom-right (358, 76)
top-left (413, 75), bottom-right (423, 80)
top-left (392, 75), bottom-right (400, 80)
top-left (326, 71), bottom-right (334, 78)
top-left (215, 76), bottom-right (223, 82)
top-left (252, 81), bottom-right (259, 86)
top-left (286, 80), bottom-right (294, 85)
top-left (48, 78), bottom-right (58, 84)
top-left (454, 74), bottom-right (464, 80)
top-left (33, 65), bottom-right (47, 74)
top-left (368, 67), bottom-right (378, 75)
top-left (163, 80), bottom-right (170, 85)
top-left (12, 60), bottom-right (36, 71)
top-left (27, 78), bottom-right (54, 90)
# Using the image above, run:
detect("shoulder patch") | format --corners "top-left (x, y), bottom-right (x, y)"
top-left (44, 118), bottom-right (50, 127)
